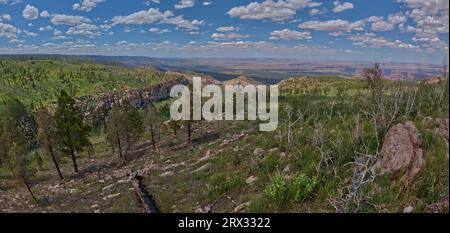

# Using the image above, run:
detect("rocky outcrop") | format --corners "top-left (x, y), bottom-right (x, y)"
top-left (80, 77), bottom-right (189, 127)
top-left (99, 77), bottom-right (189, 109)
top-left (375, 121), bottom-right (424, 185)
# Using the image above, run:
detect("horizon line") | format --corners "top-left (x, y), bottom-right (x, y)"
top-left (0, 53), bottom-right (446, 65)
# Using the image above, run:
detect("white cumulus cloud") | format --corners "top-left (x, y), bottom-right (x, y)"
top-left (332, 1), bottom-right (354, 13)
top-left (73, 0), bottom-right (106, 12)
top-left (228, 0), bottom-right (320, 21)
top-left (269, 29), bottom-right (312, 40)
top-left (22, 4), bottom-right (39, 20)
top-left (51, 14), bottom-right (92, 25)
top-left (175, 0), bottom-right (196, 9)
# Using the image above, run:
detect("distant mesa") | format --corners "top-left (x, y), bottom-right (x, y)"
top-left (223, 76), bottom-right (261, 86)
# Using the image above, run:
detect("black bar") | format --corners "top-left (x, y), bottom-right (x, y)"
top-left (0, 213), bottom-right (447, 232)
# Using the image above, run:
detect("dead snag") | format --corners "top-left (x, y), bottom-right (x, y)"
top-left (130, 171), bottom-right (160, 213)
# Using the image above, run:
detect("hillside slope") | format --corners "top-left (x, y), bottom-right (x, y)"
top-left (1, 67), bottom-right (448, 213)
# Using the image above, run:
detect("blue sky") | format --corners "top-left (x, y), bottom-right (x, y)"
top-left (0, 0), bottom-right (448, 63)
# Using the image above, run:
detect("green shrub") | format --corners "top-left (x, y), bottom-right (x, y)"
top-left (264, 175), bottom-right (288, 205)
top-left (289, 174), bottom-right (317, 202)
top-left (264, 174), bottom-right (317, 206)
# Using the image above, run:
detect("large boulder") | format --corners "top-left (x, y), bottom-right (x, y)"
top-left (375, 121), bottom-right (424, 184)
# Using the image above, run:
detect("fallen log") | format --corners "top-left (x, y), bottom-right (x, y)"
top-left (130, 171), bottom-right (160, 213)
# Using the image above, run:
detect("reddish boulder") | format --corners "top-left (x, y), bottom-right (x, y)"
top-left (375, 121), bottom-right (424, 184)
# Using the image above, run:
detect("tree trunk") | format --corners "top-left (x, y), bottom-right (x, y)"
top-left (187, 122), bottom-right (192, 145)
top-left (87, 146), bottom-right (93, 160)
top-left (156, 125), bottom-right (161, 143)
top-left (124, 144), bottom-right (130, 164)
top-left (150, 124), bottom-right (156, 150)
top-left (24, 180), bottom-right (37, 202)
top-left (70, 149), bottom-right (78, 173)
top-left (48, 145), bottom-right (64, 180)
top-left (117, 137), bottom-right (123, 159)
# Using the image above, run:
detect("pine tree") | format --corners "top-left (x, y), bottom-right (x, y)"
top-left (0, 103), bottom-right (37, 201)
top-left (144, 107), bottom-right (162, 150)
top-left (36, 108), bottom-right (64, 180)
top-left (54, 90), bottom-right (91, 173)
top-left (122, 104), bottom-right (143, 159)
top-left (106, 106), bottom-right (125, 160)
top-left (106, 104), bottom-right (143, 164)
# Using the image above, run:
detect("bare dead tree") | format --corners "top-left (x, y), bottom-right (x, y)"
top-left (361, 64), bottom-right (406, 146)
top-left (405, 83), bottom-right (417, 117)
top-left (311, 122), bottom-right (329, 177)
top-left (328, 144), bottom-right (378, 213)
top-left (285, 105), bottom-right (310, 150)
top-left (389, 81), bottom-right (404, 123)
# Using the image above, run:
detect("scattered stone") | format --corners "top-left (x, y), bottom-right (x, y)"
top-left (375, 121), bottom-right (424, 184)
top-left (225, 195), bottom-right (237, 205)
top-left (221, 133), bottom-right (246, 147)
top-left (48, 184), bottom-right (61, 193)
top-left (164, 159), bottom-right (173, 164)
top-left (69, 189), bottom-right (78, 194)
top-left (234, 202), bottom-right (251, 213)
top-left (91, 204), bottom-right (99, 209)
top-left (283, 164), bottom-right (291, 174)
top-left (160, 171), bottom-right (175, 177)
top-left (246, 176), bottom-right (258, 185)
top-left (164, 162), bottom-right (186, 171)
top-left (102, 183), bottom-right (115, 191)
top-left (103, 193), bottom-right (121, 200)
top-left (195, 150), bottom-right (212, 164)
top-left (403, 206), bottom-right (414, 213)
top-left (253, 148), bottom-right (265, 157)
top-left (269, 148), bottom-right (279, 153)
top-left (193, 163), bottom-right (212, 173)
